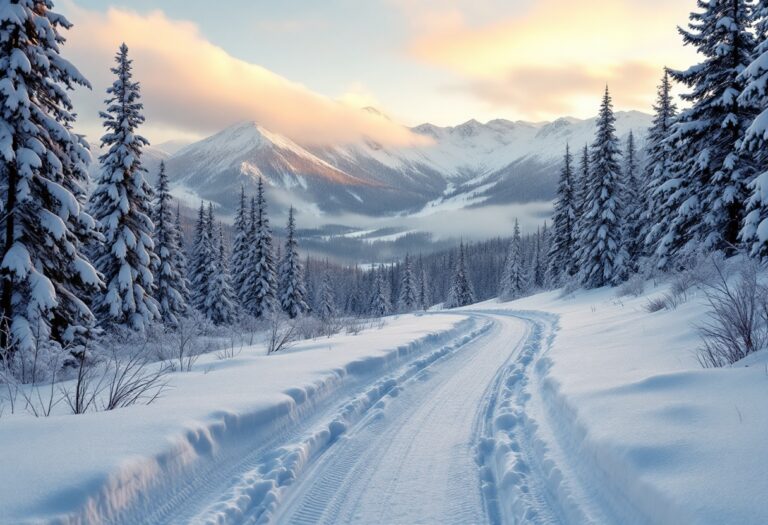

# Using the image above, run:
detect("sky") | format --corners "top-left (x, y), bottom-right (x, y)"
top-left (59, 0), bottom-right (697, 146)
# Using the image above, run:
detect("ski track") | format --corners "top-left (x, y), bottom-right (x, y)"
top-left (104, 310), bottom-right (652, 525)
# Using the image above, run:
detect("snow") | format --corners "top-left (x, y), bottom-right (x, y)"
top-left (466, 279), bottom-right (768, 524)
top-left (3, 270), bottom-right (767, 524)
top-left (0, 314), bottom-right (472, 524)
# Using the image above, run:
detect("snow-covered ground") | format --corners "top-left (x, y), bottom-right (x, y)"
top-left (2, 276), bottom-right (767, 524)
top-left (468, 281), bottom-right (768, 524)
top-left (0, 314), bottom-right (483, 524)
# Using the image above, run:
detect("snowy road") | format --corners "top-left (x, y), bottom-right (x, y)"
top-left (272, 314), bottom-right (530, 525)
top-left (133, 312), bottom-right (567, 525)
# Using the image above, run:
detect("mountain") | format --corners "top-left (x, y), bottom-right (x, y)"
top-left (163, 111), bottom-right (652, 219)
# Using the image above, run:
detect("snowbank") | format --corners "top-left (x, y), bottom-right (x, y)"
top-left (477, 282), bottom-right (768, 524)
top-left (0, 314), bottom-right (478, 524)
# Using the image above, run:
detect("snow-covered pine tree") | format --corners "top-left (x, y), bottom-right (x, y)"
top-left (740, 1), bottom-right (768, 257)
top-left (369, 266), bottom-right (391, 316)
top-left (447, 242), bottom-right (475, 307)
top-left (277, 206), bottom-right (308, 318)
top-left (500, 219), bottom-right (527, 300)
top-left (88, 44), bottom-right (159, 331)
top-left (174, 204), bottom-right (190, 303)
top-left (151, 161), bottom-right (188, 326)
top-left (643, 70), bottom-right (678, 258)
top-left (243, 179), bottom-right (277, 318)
top-left (317, 272), bottom-right (336, 322)
top-left (230, 186), bottom-right (250, 305)
top-left (417, 255), bottom-right (430, 310)
top-left (575, 144), bottom-right (590, 226)
top-left (547, 146), bottom-right (577, 284)
top-left (0, 1), bottom-right (102, 355)
top-left (621, 131), bottom-right (642, 274)
top-left (206, 223), bottom-right (237, 325)
top-left (189, 202), bottom-right (213, 312)
top-left (398, 254), bottom-right (418, 312)
top-left (577, 87), bottom-right (628, 288)
top-left (657, 0), bottom-right (757, 266)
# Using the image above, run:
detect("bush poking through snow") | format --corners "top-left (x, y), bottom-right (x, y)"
top-left (266, 314), bottom-right (298, 354)
top-left (697, 259), bottom-right (768, 368)
top-left (644, 296), bottom-right (668, 313)
top-left (616, 275), bottom-right (645, 298)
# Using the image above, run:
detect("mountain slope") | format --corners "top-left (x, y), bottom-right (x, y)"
top-left (163, 111), bottom-right (652, 217)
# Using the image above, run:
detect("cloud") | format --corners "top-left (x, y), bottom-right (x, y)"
top-left (406, 0), bottom-right (694, 118)
top-left (61, 4), bottom-right (422, 146)
top-left (459, 61), bottom-right (661, 119)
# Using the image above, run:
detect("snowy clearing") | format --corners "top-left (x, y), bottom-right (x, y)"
top-left (2, 278), bottom-right (767, 524)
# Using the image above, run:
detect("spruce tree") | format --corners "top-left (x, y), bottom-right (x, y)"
top-left (369, 267), bottom-right (391, 316)
top-left (657, 0), bottom-right (756, 265)
top-left (318, 272), bottom-right (336, 322)
top-left (174, 204), bottom-right (190, 304)
top-left (740, 1), bottom-right (768, 257)
top-left (398, 254), bottom-right (418, 312)
top-left (622, 131), bottom-right (642, 273)
top-left (500, 219), bottom-right (527, 300)
top-left (417, 255), bottom-right (431, 310)
top-left (88, 44), bottom-right (159, 330)
top-left (277, 207), bottom-right (308, 318)
top-left (243, 179), bottom-right (277, 318)
top-left (206, 224), bottom-right (237, 325)
top-left (151, 162), bottom-right (188, 326)
top-left (447, 242), bottom-right (475, 307)
top-left (547, 146), bottom-right (577, 284)
top-left (230, 186), bottom-right (250, 305)
top-left (643, 71), bottom-right (678, 258)
top-left (0, 1), bottom-right (101, 354)
top-left (190, 202), bottom-right (213, 312)
top-left (577, 87), bottom-right (628, 288)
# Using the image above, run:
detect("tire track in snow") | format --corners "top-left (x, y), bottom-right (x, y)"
top-left (179, 317), bottom-right (495, 525)
top-left (271, 314), bottom-right (531, 525)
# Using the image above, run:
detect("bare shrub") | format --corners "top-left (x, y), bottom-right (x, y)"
top-left (616, 275), bottom-right (645, 298)
top-left (266, 313), bottom-right (297, 354)
top-left (62, 343), bottom-right (102, 415)
top-left (158, 315), bottom-right (210, 372)
top-left (697, 258), bottom-right (768, 368)
top-left (101, 348), bottom-right (169, 410)
top-left (217, 325), bottom-right (244, 360)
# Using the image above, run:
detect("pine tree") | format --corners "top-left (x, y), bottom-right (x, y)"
top-left (500, 219), bottom-right (527, 300)
top-left (622, 131), bottom-right (642, 274)
top-left (151, 162), bottom-right (188, 326)
top-left (398, 254), bottom-right (418, 312)
top-left (190, 202), bottom-right (213, 312)
top-left (575, 144), bottom-right (590, 227)
top-left (88, 44), bottom-right (159, 330)
top-left (447, 242), bottom-right (475, 307)
top-left (243, 179), bottom-right (277, 318)
top-left (740, 1), bottom-right (768, 257)
top-left (318, 272), bottom-right (336, 321)
top-left (547, 146), bottom-right (577, 284)
top-left (657, 0), bottom-right (757, 266)
top-left (206, 224), bottom-right (237, 325)
top-left (174, 204), bottom-right (190, 304)
top-left (577, 87), bottom-right (628, 288)
top-left (369, 267), bottom-right (391, 316)
top-left (417, 255), bottom-right (431, 310)
top-left (230, 186), bottom-right (250, 305)
top-left (0, 1), bottom-right (102, 354)
top-left (278, 207), bottom-right (308, 318)
top-left (643, 71), bottom-right (678, 258)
